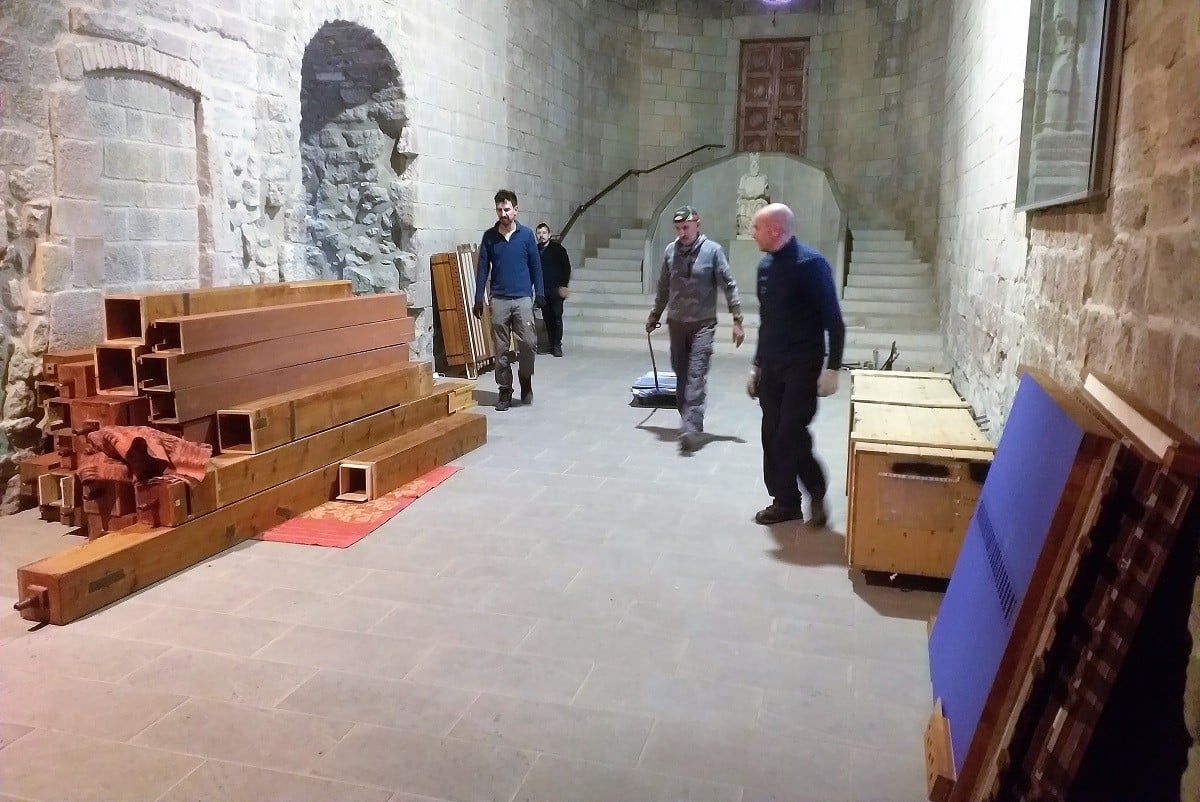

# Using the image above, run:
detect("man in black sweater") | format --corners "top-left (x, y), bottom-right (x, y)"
top-left (535, 222), bottom-right (572, 357)
top-left (746, 203), bottom-right (846, 527)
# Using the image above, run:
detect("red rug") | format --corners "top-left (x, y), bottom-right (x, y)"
top-left (256, 464), bottom-right (461, 548)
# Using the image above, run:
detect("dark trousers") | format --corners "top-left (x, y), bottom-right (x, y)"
top-left (759, 356), bottom-right (826, 509)
top-left (543, 292), bottom-right (565, 349)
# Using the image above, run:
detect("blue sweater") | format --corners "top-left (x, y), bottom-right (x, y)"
top-left (475, 222), bottom-right (544, 304)
top-left (754, 237), bottom-right (845, 370)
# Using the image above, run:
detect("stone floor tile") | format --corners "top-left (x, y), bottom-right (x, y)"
top-left (123, 571), bottom-right (268, 613)
top-left (321, 539), bottom-right (457, 575)
top-left (0, 628), bottom-right (170, 683)
top-left (277, 670), bottom-right (477, 736)
top-left (120, 647), bottom-right (316, 707)
top-left (252, 625), bottom-right (431, 678)
top-left (314, 723), bottom-right (535, 802)
top-left (851, 745), bottom-right (929, 802)
top-left (513, 754), bottom-right (742, 802)
top-left (217, 555), bottom-right (372, 593)
top-left (370, 603), bottom-right (536, 652)
top-left (852, 655), bottom-right (934, 709)
top-left (0, 669), bottom-right (185, 741)
top-left (516, 619), bottom-right (687, 673)
top-left (157, 759), bottom-right (393, 802)
top-left (476, 583), bottom-right (628, 628)
top-left (342, 571), bottom-right (499, 609)
top-left (619, 600), bottom-right (775, 644)
top-left (0, 729), bottom-right (201, 802)
top-left (114, 606), bottom-right (292, 656)
top-left (233, 586), bottom-right (396, 633)
top-left (573, 665), bottom-right (762, 729)
top-left (407, 644), bottom-right (592, 704)
top-left (450, 692), bottom-right (653, 768)
top-left (676, 637), bottom-right (854, 694)
top-left (437, 554), bottom-right (582, 591)
top-left (0, 723), bottom-right (32, 751)
top-left (133, 698), bottom-right (352, 773)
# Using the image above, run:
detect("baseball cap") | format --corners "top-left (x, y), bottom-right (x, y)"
top-left (672, 205), bottom-right (700, 223)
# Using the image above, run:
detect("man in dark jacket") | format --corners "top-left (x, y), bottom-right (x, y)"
top-left (535, 222), bottom-right (571, 357)
top-left (473, 189), bottom-right (545, 411)
top-left (746, 203), bottom-right (845, 527)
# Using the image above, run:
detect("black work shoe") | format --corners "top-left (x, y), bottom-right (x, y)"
top-left (808, 499), bottom-right (829, 528)
top-left (496, 391), bottom-right (512, 411)
top-left (679, 432), bottom-right (699, 453)
top-left (519, 380), bottom-right (533, 406)
top-left (754, 503), bottom-right (804, 525)
top-left (552, 346), bottom-right (563, 357)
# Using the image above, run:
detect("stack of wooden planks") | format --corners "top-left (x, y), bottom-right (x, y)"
top-left (431, 245), bottom-right (494, 378)
top-left (14, 281), bottom-right (488, 625)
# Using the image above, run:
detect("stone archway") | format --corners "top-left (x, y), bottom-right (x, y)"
top-left (300, 21), bottom-right (415, 294)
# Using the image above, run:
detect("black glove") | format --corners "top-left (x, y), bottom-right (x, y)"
top-left (472, 301), bottom-right (483, 319)
top-left (534, 295), bottom-right (546, 310)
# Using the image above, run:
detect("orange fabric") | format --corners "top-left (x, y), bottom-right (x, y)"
top-left (77, 426), bottom-right (211, 487)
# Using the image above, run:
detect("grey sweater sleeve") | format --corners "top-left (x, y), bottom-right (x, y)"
top-left (713, 245), bottom-right (742, 318)
top-left (649, 249), bottom-right (670, 321)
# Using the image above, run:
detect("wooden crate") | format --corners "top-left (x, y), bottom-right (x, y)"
top-left (846, 441), bottom-right (992, 578)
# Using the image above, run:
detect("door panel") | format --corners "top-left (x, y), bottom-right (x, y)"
top-left (736, 39), bottom-right (808, 155)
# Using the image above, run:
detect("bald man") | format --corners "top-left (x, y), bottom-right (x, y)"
top-left (746, 203), bottom-right (845, 527)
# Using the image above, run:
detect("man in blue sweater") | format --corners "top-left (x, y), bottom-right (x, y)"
top-left (746, 203), bottom-right (845, 527)
top-left (473, 189), bottom-right (545, 411)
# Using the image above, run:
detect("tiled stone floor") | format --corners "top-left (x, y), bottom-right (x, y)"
top-left (0, 345), bottom-right (942, 802)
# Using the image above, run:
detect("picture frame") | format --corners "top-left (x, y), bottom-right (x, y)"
top-left (1015, 0), bottom-right (1127, 212)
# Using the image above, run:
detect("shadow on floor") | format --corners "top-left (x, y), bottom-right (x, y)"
top-left (763, 524), bottom-right (848, 568)
top-left (852, 569), bottom-right (948, 622)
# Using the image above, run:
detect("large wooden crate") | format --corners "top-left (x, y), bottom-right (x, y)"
top-left (846, 441), bottom-right (993, 578)
top-left (431, 246), bottom-right (494, 378)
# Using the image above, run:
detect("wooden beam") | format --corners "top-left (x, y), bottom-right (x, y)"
top-left (56, 362), bottom-right (96, 399)
top-left (150, 293), bottom-right (407, 353)
top-left (69, 395), bottom-right (151, 432)
top-left (102, 279), bottom-right (353, 343)
top-left (16, 461), bottom-right (334, 623)
top-left (95, 343), bottom-right (147, 396)
top-left (336, 412), bottom-right (486, 500)
top-left (138, 318), bottom-right (413, 391)
top-left (145, 344), bottom-right (410, 423)
top-left (217, 362), bottom-right (433, 454)
top-left (41, 348), bottom-right (95, 380)
top-left (210, 381), bottom-right (456, 508)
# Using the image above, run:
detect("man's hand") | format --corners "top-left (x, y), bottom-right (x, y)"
top-left (534, 295), bottom-right (546, 310)
top-left (558, 286), bottom-right (570, 300)
top-left (732, 320), bottom-right (745, 348)
top-left (746, 367), bottom-right (760, 399)
top-left (817, 368), bottom-right (839, 397)
top-left (472, 301), bottom-right (483, 319)
top-left (645, 314), bottom-right (660, 334)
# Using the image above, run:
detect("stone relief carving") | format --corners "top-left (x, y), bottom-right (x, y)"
top-left (735, 152), bottom-right (769, 239)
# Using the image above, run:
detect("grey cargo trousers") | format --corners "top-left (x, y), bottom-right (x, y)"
top-left (667, 319), bottom-right (716, 436)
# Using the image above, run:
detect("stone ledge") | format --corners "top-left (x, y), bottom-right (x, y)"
top-left (71, 42), bottom-right (205, 99)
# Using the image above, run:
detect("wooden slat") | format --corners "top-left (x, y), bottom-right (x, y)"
top-left (150, 293), bottom-right (406, 353)
top-left (139, 318), bottom-right (414, 391)
top-left (210, 382), bottom-right (457, 508)
top-left (41, 348), bottom-right (94, 380)
top-left (94, 343), bottom-right (146, 396)
top-left (850, 404), bottom-right (993, 451)
top-left (926, 700), bottom-right (955, 802)
top-left (146, 344), bottom-right (410, 423)
top-left (68, 395), bottom-right (151, 432)
top-left (851, 374), bottom-right (968, 408)
top-left (850, 369), bottom-right (952, 380)
top-left (337, 411), bottom-right (485, 500)
top-left (217, 362), bottom-right (434, 454)
top-left (56, 362), bottom-right (96, 399)
top-left (102, 279), bottom-right (353, 343)
top-left (18, 453), bottom-right (59, 483)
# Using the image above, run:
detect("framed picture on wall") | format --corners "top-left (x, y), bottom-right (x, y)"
top-left (1015, 0), bottom-right (1127, 212)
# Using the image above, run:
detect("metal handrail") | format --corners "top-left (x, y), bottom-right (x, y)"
top-left (558, 143), bottom-right (725, 241)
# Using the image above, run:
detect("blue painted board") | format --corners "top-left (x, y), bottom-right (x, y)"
top-left (928, 372), bottom-right (1091, 774)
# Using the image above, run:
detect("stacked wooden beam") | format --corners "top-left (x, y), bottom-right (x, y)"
top-left (15, 282), bottom-right (487, 625)
top-left (431, 245), bottom-right (494, 378)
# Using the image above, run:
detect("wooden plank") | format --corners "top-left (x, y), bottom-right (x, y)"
top-left (926, 700), bottom-right (955, 802)
top-left (850, 404), bottom-right (993, 451)
top-left (102, 280), bottom-right (353, 343)
top-left (217, 363), bottom-right (433, 454)
top-left (18, 453), bottom-right (60, 483)
top-left (1082, 370), bottom-right (1200, 476)
top-left (146, 344), bottom-right (410, 423)
top-left (15, 462), bottom-right (342, 624)
top-left (851, 369), bottom-right (952, 380)
top-left (68, 395), bottom-right (151, 433)
top-left (139, 318), bottom-right (414, 390)
top-left (210, 382), bottom-right (457, 508)
top-left (150, 293), bottom-right (407, 353)
top-left (337, 412), bottom-right (485, 500)
top-left (154, 415), bottom-right (219, 450)
top-left (447, 380), bottom-right (477, 414)
top-left (41, 348), bottom-right (94, 380)
top-left (56, 362), bottom-right (96, 399)
top-left (851, 374), bottom-right (967, 408)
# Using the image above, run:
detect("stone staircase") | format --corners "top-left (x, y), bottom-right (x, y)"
top-left (842, 228), bottom-right (945, 370)
top-left (563, 225), bottom-right (945, 371)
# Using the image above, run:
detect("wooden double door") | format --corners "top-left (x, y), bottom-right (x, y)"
top-left (736, 38), bottom-right (809, 155)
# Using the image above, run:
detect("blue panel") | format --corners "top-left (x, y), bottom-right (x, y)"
top-left (928, 373), bottom-right (1088, 774)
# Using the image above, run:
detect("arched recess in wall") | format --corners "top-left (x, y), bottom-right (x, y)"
top-left (300, 21), bottom-right (414, 294)
top-left (65, 45), bottom-right (217, 290)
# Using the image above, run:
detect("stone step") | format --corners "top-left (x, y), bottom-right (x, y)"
top-left (842, 312), bottom-right (939, 331)
top-left (850, 249), bottom-right (923, 264)
top-left (842, 298), bottom-right (937, 316)
top-left (619, 228), bottom-right (648, 241)
top-left (573, 269), bottom-right (643, 284)
top-left (844, 285), bottom-right (933, 302)
top-left (606, 239), bottom-right (644, 252)
top-left (578, 259), bottom-right (642, 275)
top-left (852, 229), bottom-right (906, 241)
top-left (845, 328), bottom-right (942, 350)
top-left (595, 248), bottom-right (645, 261)
top-left (565, 307), bottom-right (761, 326)
top-left (571, 292), bottom-right (656, 308)
top-left (573, 278), bottom-right (645, 294)
top-left (852, 240), bottom-right (915, 254)
top-left (845, 273), bottom-right (933, 290)
top-left (848, 261), bottom-right (931, 277)
top-left (842, 344), bottom-right (947, 372)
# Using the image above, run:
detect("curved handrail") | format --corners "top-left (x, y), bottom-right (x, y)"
top-left (642, 151), bottom-right (851, 291)
top-left (558, 143), bottom-right (725, 241)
